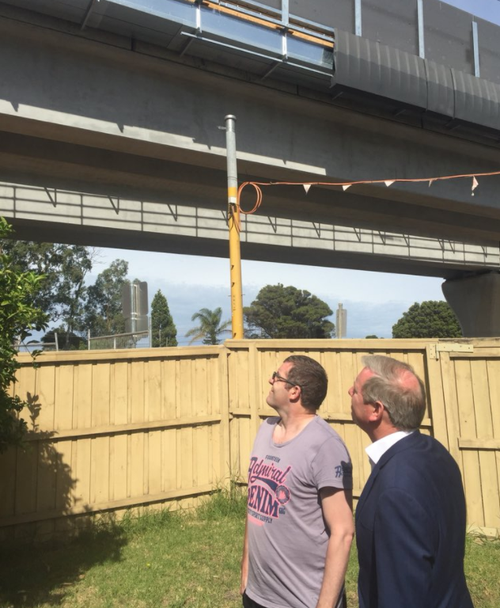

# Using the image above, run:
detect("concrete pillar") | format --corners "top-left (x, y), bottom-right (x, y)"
top-left (442, 272), bottom-right (500, 337)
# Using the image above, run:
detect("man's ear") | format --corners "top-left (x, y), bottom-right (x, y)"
top-left (369, 400), bottom-right (385, 422)
top-left (289, 384), bottom-right (302, 403)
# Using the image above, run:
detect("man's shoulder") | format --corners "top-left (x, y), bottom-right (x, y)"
top-left (395, 432), bottom-right (450, 457)
top-left (312, 415), bottom-right (345, 442)
top-left (309, 417), bottom-right (353, 487)
top-left (310, 417), bottom-right (351, 462)
top-left (381, 432), bottom-right (461, 485)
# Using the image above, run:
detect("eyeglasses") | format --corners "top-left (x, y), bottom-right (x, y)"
top-left (271, 371), bottom-right (302, 389)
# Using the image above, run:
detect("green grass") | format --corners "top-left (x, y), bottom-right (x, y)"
top-left (464, 533), bottom-right (500, 608)
top-left (0, 492), bottom-right (499, 607)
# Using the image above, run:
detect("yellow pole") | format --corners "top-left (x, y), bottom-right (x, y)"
top-left (225, 115), bottom-right (244, 339)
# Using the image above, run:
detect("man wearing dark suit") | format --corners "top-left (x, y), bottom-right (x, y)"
top-left (349, 355), bottom-right (473, 608)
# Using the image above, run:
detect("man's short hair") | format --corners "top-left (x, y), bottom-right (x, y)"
top-left (361, 355), bottom-right (426, 431)
top-left (284, 355), bottom-right (328, 411)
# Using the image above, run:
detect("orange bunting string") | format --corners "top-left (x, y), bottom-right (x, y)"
top-left (236, 169), bottom-right (499, 215)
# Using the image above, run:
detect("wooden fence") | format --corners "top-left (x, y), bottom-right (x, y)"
top-left (1, 338), bottom-right (499, 541)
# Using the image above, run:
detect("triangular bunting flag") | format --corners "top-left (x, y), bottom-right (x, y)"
top-left (384, 180), bottom-right (395, 187)
top-left (428, 179), bottom-right (434, 187)
top-left (472, 177), bottom-right (479, 192)
top-left (303, 184), bottom-right (311, 194)
top-left (342, 184), bottom-right (351, 191)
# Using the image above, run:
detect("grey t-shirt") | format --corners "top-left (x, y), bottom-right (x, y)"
top-left (245, 416), bottom-right (353, 608)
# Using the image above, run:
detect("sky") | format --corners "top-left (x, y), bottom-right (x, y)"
top-left (90, 249), bottom-right (445, 345)
top-left (87, 0), bottom-right (494, 346)
top-left (444, 0), bottom-right (500, 24)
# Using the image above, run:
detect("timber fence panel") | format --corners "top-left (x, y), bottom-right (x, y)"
top-left (471, 358), bottom-right (499, 532)
top-left (486, 358), bottom-right (500, 530)
top-left (450, 341), bottom-right (500, 533)
top-left (227, 343), bottom-right (256, 483)
top-left (3, 339), bottom-right (500, 539)
top-left (455, 357), bottom-right (484, 528)
top-left (0, 348), bottom-right (229, 540)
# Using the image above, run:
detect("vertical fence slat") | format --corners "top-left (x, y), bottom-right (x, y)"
top-left (425, 346), bottom-right (449, 450)
top-left (455, 358), bottom-right (484, 528)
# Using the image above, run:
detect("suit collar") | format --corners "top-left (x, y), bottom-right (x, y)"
top-left (357, 431), bottom-right (422, 518)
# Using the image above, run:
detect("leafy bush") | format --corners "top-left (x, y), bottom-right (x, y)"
top-left (0, 217), bottom-right (48, 452)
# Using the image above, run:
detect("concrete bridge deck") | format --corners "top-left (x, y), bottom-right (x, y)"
top-left (1, 0), bottom-right (500, 334)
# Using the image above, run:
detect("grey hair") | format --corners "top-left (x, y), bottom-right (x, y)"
top-left (361, 355), bottom-right (426, 431)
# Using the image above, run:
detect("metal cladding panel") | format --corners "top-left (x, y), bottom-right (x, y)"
top-left (452, 70), bottom-right (500, 130)
top-left (424, 0), bottom-right (474, 75)
top-left (425, 60), bottom-right (455, 118)
top-left (291, 0), bottom-right (352, 31)
top-left (256, 0), bottom-right (281, 10)
top-left (362, 0), bottom-right (418, 56)
top-left (332, 29), bottom-right (427, 109)
top-left (98, 7), bottom-right (188, 42)
top-left (105, 0), bottom-right (196, 31)
top-left (477, 18), bottom-right (500, 86)
top-left (183, 38), bottom-right (274, 74)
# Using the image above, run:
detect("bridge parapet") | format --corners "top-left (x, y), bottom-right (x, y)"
top-left (5, 0), bottom-right (500, 83)
top-left (5, 0), bottom-right (498, 139)
top-left (2, 181), bottom-right (499, 279)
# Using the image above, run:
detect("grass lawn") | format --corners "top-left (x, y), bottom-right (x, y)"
top-left (1, 492), bottom-right (499, 607)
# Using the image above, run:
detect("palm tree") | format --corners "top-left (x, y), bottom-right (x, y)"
top-left (185, 307), bottom-right (231, 345)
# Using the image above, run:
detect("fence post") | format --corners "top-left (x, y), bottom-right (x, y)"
top-left (219, 344), bottom-right (232, 489)
top-left (248, 342), bottom-right (261, 436)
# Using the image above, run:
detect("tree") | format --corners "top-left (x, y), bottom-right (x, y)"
top-left (151, 290), bottom-right (177, 347)
top-left (244, 284), bottom-right (335, 339)
top-left (55, 245), bottom-right (93, 346)
top-left (0, 239), bottom-right (136, 348)
top-left (186, 307), bottom-right (231, 345)
top-left (392, 301), bottom-right (461, 338)
top-left (0, 240), bottom-right (93, 346)
top-left (0, 218), bottom-right (48, 452)
top-left (84, 259), bottom-right (129, 338)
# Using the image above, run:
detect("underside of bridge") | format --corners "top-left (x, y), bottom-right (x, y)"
top-left (1, 1), bottom-right (500, 335)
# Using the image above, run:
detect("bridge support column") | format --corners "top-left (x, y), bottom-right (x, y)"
top-left (442, 272), bottom-right (500, 337)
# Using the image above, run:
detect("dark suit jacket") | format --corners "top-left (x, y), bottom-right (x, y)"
top-left (356, 431), bottom-right (474, 608)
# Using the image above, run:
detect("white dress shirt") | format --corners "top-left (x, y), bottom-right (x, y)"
top-left (365, 430), bottom-right (415, 468)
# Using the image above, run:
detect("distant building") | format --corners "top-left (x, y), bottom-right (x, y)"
top-left (336, 303), bottom-right (347, 339)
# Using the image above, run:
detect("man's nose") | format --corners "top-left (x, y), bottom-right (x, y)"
top-left (348, 386), bottom-right (354, 397)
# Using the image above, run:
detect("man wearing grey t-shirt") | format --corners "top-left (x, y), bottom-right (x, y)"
top-left (241, 355), bottom-right (354, 608)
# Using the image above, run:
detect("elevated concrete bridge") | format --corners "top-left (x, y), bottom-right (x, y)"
top-left (1, 0), bottom-right (500, 335)
top-left (2, 181), bottom-right (500, 281)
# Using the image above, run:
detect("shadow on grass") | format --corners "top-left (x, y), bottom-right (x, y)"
top-left (0, 516), bottom-right (128, 607)
top-left (0, 395), bottom-right (129, 607)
